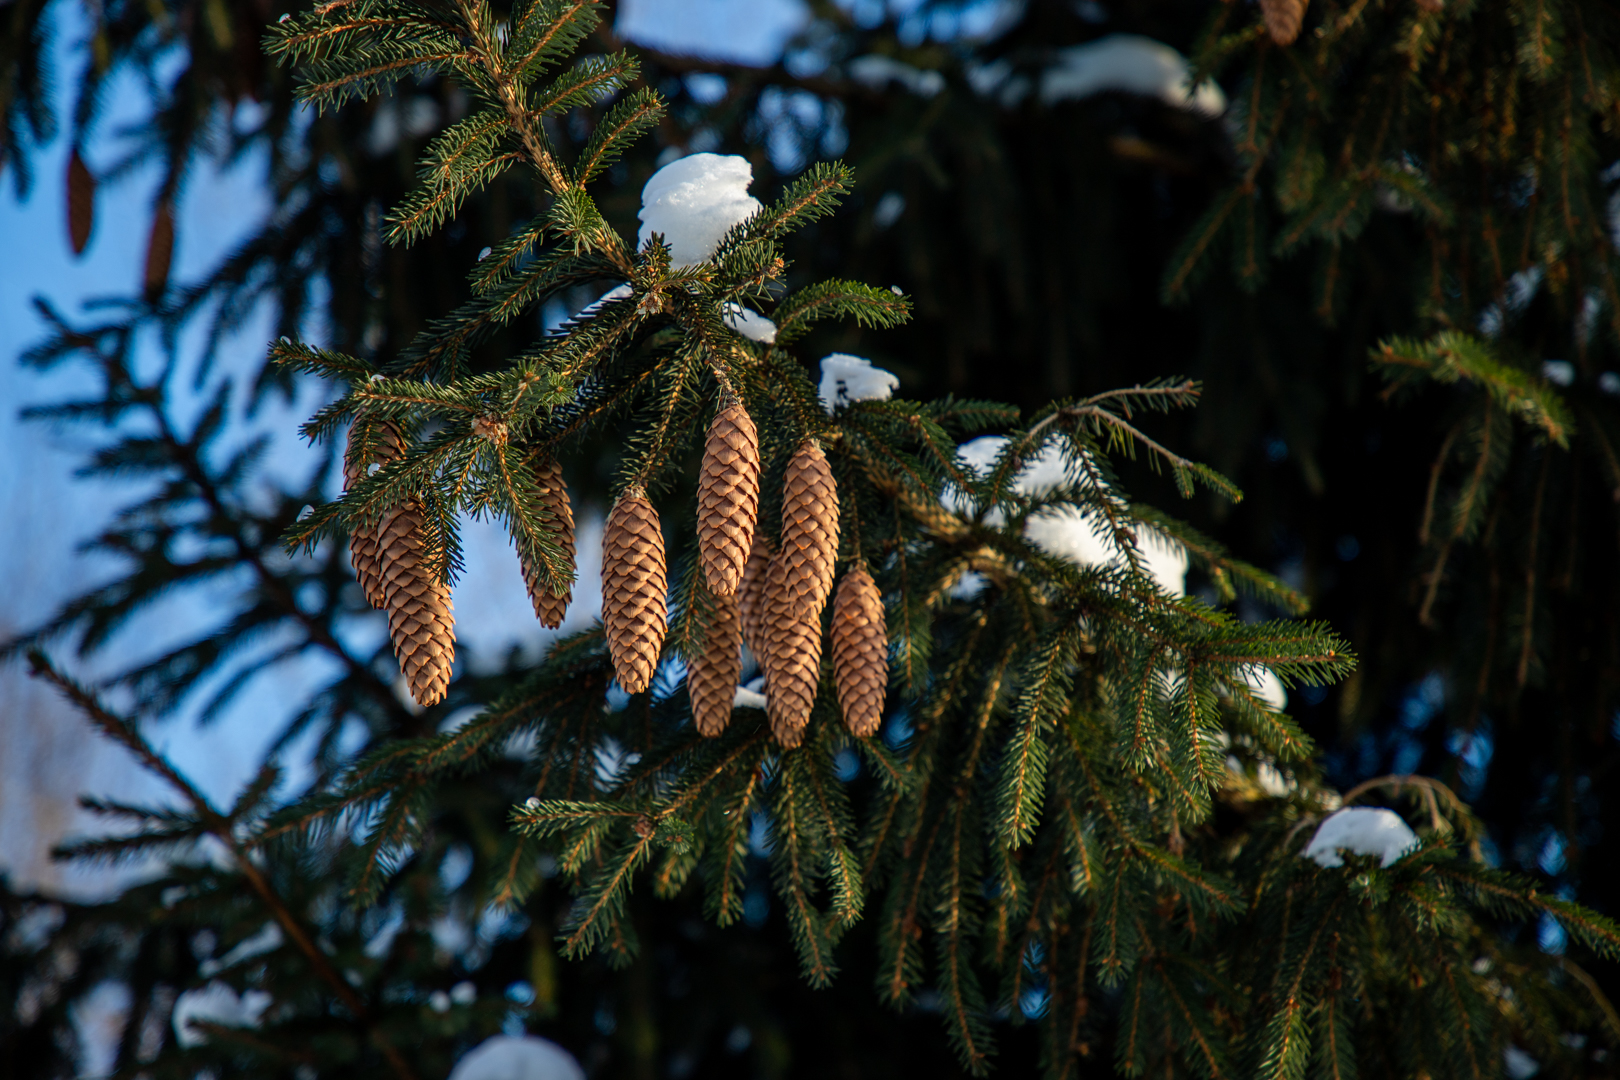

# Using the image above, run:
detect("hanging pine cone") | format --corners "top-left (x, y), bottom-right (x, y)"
top-left (697, 403), bottom-right (761, 597)
top-left (831, 565), bottom-right (888, 738)
top-left (602, 492), bottom-right (668, 695)
top-left (344, 419), bottom-right (406, 610)
top-left (763, 552), bottom-right (822, 748)
top-left (688, 590), bottom-right (742, 737)
top-left (779, 440), bottom-right (840, 621)
top-left (737, 533), bottom-right (774, 663)
top-left (1259, 0), bottom-right (1308, 45)
top-left (378, 499), bottom-right (456, 707)
top-left (518, 456), bottom-right (575, 629)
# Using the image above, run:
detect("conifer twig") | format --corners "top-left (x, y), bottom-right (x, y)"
top-left (453, 0), bottom-right (570, 195)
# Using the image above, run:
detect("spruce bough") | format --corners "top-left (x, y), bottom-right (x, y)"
top-left (5, 0), bottom-right (1617, 1077)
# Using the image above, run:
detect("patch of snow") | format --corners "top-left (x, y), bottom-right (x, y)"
top-left (363, 909), bottom-right (405, 959)
top-left (1226, 755), bottom-right (1294, 798)
top-left (947, 569), bottom-right (988, 600)
top-left (1302, 807), bottom-right (1419, 869)
top-left (172, 982), bottom-right (272, 1047)
top-left (847, 55), bottom-right (945, 98)
top-left (637, 153), bottom-right (763, 267)
top-left (403, 96), bottom-right (440, 137)
top-left (872, 191), bottom-right (906, 229)
top-left (734, 676), bottom-right (767, 710)
top-left (1023, 505), bottom-right (1110, 563)
top-left (965, 57), bottom-right (1031, 107)
top-left (1128, 525), bottom-right (1188, 597)
top-left (1504, 267), bottom-right (1543, 313)
top-left (1238, 666), bottom-right (1288, 711)
top-left (448, 1035), bottom-right (585, 1080)
top-left (952, 436), bottom-right (1187, 595)
top-left (819, 353), bottom-right (900, 413)
top-left (1040, 35), bottom-right (1225, 117)
top-left (965, 58), bottom-right (1013, 96)
top-left (723, 303), bottom-right (777, 343)
top-left (199, 922), bottom-right (283, 977)
top-left (1254, 762), bottom-right (1292, 797)
top-left (572, 283), bottom-right (633, 323)
top-left (1542, 359), bottom-right (1575, 386)
top-left (438, 705), bottom-right (483, 735)
top-left (1504, 1046), bottom-right (1540, 1080)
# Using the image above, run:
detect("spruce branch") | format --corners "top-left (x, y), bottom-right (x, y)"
top-left (1373, 332), bottom-right (1573, 447)
top-left (26, 652), bottom-right (422, 1080)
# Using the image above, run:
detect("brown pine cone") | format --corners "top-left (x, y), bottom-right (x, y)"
top-left (737, 533), bottom-right (774, 663)
top-left (602, 492), bottom-right (668, 695)
top-left (697, 403), bottom-right (761, 597)
top-left (763, 552), bottom-right (822, 748)
top-left (1259, 0), bottom-right (1308, 45)
top-left (779, 440), bottom-right (840, 621)
top-left (378, 499), bottom-right (456, 707)
top-left (344, 419), bottom-right (406, 609)
top-left (831, 565), bottom-right (888, 738)
top-left (518, 456), bottom-right (576, 629)
top-left (688, 590), bottom-right (742, 737)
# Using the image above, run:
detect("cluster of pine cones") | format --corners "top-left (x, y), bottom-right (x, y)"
top-left (604, 402), bottom-right (889, 747)
top-left (344, 403), bottom-right (888, 745)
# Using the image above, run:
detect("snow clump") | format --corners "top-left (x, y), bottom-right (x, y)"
top-left (637, 153), bottom-right (763, 266)
top-left (1504, 1046), bottom-right (1541, 1080)
top-left (951, 435), bottom-right (1189, 596)
top-left (172, 982), bottom-right (273, 1047)
top-left (847, 54), bottom-right (946, 98)
top-left (733, 675), bottom-right (768, 710)
top-left (448, 1035), bottom-right (585, 1080)
top-left (1238, 666), bottom-right (1288, 711)
top-left (199, 921), bottom-right (283, 976)
top-left (1302, 807), bottom-right (1419, 869)
top-left (724, 303), bottom-right (777, 343)
top-left (820, 354), bottom-right (900, 413)
top-left (572, 283), bottom-right (633, 323)
top-left (1541, 359), bottom-right (1575, 386)
top-left (1040, 35), bottom-right (1226, 117)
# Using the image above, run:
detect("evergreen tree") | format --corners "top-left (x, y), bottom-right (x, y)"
top-left (4, 1), bottom-right (1620, 1079)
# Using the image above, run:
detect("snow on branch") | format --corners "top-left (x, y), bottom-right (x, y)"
top-left (1040, 35), bottom-right (1226, 117)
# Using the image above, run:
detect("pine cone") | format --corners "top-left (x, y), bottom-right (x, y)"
top-left (378, 499), bottom-right (456, 707)
top-left (763, 552), bottom-right (822, 748)
top-left (519, 456), bottom-right (575, 629)
top-left (344, 419), bottom-right (406, 610)
top-left (737, 533), bottom-right (775, 663)
top-left (688, 590), bottom-right (742, 737)
top-left (1259, 0), bottom-right (1308, 45)
top-left (831, 565), bottom-right (888, 738)
top-left (697, 403), bottom-right (761, 597)
top-left (602, 493), bottom-right (668, 694)
top-left (779, 440), bottom-right (840, 621)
